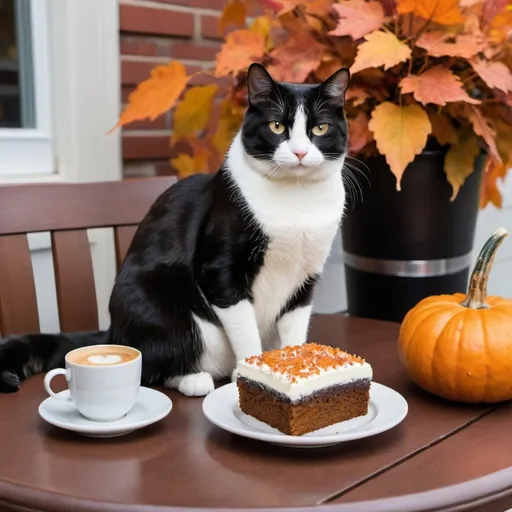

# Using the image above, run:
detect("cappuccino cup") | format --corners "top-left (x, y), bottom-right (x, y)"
top-left (44, 344), bottom-right (142, 422)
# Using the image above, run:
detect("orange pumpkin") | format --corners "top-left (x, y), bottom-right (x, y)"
top-left (398, 227), bottom-right (512, 403)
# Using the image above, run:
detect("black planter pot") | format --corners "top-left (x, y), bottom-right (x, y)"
top-left (341, 147), bottom-right (485, 323)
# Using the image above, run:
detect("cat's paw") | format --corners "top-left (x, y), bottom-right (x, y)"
top-left (0, 370), bottom-right (20, 393)
top-left (171, 372), bottom-right (215, 397)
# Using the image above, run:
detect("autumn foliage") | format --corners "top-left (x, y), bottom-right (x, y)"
top-left (117, 0), bottom-right (512, 208)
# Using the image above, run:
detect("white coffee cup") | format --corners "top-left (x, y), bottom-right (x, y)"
top-left (44, 344), bottom-right (142, 422)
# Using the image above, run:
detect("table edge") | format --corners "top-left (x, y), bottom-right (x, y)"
top-left (1, 465), bottom-right (512, 512)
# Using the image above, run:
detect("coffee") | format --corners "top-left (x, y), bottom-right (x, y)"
top-left (68, 346), bottom-right (138, 366)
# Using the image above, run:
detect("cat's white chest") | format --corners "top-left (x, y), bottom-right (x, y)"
top-left (251, 220), bottom-right (339, 346)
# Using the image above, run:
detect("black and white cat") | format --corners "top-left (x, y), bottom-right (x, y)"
top-left (0, 63), bottom-right (350, 397)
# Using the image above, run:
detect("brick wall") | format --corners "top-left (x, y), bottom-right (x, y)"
top-left (119, 0), bottom-right (226, 178)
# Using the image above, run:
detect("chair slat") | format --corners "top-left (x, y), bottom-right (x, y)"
top-left (114, 225), bottom-right (138, 269)
top-left (0, 235), bottom-right (40, 336)
top-left (51, 230), bottom-right (99, 332)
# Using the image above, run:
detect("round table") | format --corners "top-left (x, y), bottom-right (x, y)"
top-left (0, 315), bottom-right (511, 512)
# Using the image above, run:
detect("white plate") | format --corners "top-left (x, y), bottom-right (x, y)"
top-left (38, 386), bottom-right (172, 438)
top-left (202, 382), bottom-right (408, 448)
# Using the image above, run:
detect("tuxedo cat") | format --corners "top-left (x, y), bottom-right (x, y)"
top-left (0, 63), bottom-right (349, 396)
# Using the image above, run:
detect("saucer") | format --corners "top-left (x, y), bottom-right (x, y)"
top-left (38, 386), bottom-right (172, 438)
top-left (202, 382), bottom-right (408, 448)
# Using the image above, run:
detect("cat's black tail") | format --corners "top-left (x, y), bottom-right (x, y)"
top-left (0, 330), bottom-right (108, 393)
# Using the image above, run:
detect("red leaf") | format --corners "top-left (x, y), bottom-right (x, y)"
top-left (467, 106), bottom-right (502, 164)
top-left (268, 32), bottom-right (324, 82)
top-left (482, 0), bottom-right (508, 22)
top-left (329, 0), bottom-right (385, 40)
top-left (348, 112), bottom-right (373, 154)
top-left (416, 31), bottom-right (483, 59)
top-left (470, 58), bottom-right (512, 92)
top-left (400, 66), bottom-right (480, 106)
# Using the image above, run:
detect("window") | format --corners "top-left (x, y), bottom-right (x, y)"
top-left (0, 0), bottom-right (53, 177)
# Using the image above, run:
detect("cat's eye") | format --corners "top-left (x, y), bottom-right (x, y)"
top-left (269, 121), bottom-right (285, 135)
top-left (312, 124), bottom-right (329, 136)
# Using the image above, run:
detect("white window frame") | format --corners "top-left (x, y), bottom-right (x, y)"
top-left (0, 0), bottom-right (54, 178)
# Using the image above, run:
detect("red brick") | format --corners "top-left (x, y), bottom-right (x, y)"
top-left (201, 15), bottom-right (223, 41)
top-left (121, 86), bottom-right (135, 103)
top-left (155, 40), bottom-right (174, 58)
top-left (155, 163), bottom-right (177, 176)
top-left (120, 38), bottom-right (157, 56)
top-left (148, 0), bottom-right (226, 10)
top-left (123, 135), bottom-right (170, 160)
top-left (120, 4), bottom-right (194, 38)
top-left (171, 42), bottom-right (220, 62)
top-left (121, 60), bottom-right (202, 85)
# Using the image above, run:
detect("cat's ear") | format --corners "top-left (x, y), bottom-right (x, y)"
top-left (320, 68), bottom-right (350, 107)
top-left (247, 63), bottom-right (275, 106)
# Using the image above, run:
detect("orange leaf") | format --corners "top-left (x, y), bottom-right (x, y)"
top-left (215, 30), bottom-right (266, 77)
top-left (397, 0), bottom-right (463, 25)
top-left (444, 132), bottom-right (480, 201)
top-left (115, 61), bottom-right (190, 129)
top-left (480, 160), bottom-right (506, 208)
top-left (268, 32), bottom-right (324, 82)
top-left (219, 0), bottom-right (246, 34)
top-left (368, 102), bottom-right (431, 190)
top-left (350, 31), bottom-right (411, 75)
top-left (416, 32), bottom-right (483, 58)
top-left (348, 112), bottom-right (373, 154)
top-left (329, 0), bottom-right (385, 40)
top-left (346, 86), bottom-right (371, 106)
top-left (400, 66), bottom-right (481, 106)
top-left (470, 58), bottom-right (512, 92)
top-left (467, 106), bottom-right (502, 163)
top-left (427, 109), bottom-right (459, 145)
top-left (305, 0), bottom-right (334, 17)
top-left (172, 84), bottom-right (218, 141)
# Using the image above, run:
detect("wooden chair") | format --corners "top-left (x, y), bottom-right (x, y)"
top-left (0, 177), bottom-right (176, 337)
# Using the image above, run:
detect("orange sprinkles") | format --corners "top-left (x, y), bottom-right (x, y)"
top-left (245, 343), bottom-right (366, 383)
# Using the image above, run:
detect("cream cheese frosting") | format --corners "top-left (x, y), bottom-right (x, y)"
top-left (236, 343), bottom-right (373, 402)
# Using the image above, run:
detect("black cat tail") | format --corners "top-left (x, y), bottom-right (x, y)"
top-left (0, 330), bottom-right (108, 393)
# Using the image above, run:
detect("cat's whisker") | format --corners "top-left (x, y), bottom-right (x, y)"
top-left (344, 160), bottom-right (371, 189)
top-left (346, 155), bottom-right (371, 174)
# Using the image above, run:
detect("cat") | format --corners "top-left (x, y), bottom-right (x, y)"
top-left (0, 63), bottom-right (350, 397)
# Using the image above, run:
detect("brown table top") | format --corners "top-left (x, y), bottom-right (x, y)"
top-left (0, 315), bottom-right (510, 512)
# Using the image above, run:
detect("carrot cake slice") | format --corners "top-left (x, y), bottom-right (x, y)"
top-left (236, 343), bottom-right (372, 436)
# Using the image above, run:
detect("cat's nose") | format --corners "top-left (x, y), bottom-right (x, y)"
top-left (293, 151), bottom-right (307, 161)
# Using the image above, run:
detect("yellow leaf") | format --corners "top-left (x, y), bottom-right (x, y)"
top-left (250, 15), bottom-right (273, 51)
top-left (444, 133), bottom-right (480, 201)
top-left (350, 31), bottom-right (412, 75)
top-left (397, 0), bottom-right (463, 25)
top-left (170, 154), bottom-right (196, 179)
top-left (115, 61), bottom-right (191, 129)
top-left (173, 85), bottom-right (218, 141)
top-left (215, 30), bottom-right (266, 77)
top-left (219, 0), bottom-right (246, 34)
top-left (368, 102), bottom-right (431, 190)
top-left (212, 98), bottom-right (245, 156)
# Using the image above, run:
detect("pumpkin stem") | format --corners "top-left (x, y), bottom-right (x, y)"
top-left (461, 227), bottom-right (508, 309)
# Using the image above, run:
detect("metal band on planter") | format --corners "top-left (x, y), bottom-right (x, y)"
top-left (342, 251), bottom-right (473, 278)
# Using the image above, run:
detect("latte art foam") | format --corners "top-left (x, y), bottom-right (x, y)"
top-left (87, 354), bottom-right (123, 365)
top-left (68, 346), bottom-right (138, 366)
